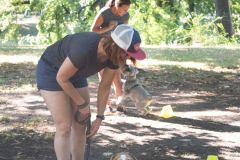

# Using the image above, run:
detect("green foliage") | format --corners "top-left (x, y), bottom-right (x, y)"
top-left (37, 0), bottom-right (97, 43)
top-left (0, 116), bottom-right (10, 123)
top-left (129, 0), bottom-right (230, 45)
top-left (143, 46), bottom-right (240, 68)
top-left (38, 0), bottom-right (74, 42)
top-left (71, 0), bottom-right (97, 33)
top-left (170, 14), bottom-right (230, 45)
top-left (29, 0), bottom-right (46, 12)
top-left (10, 0), bottom-right (30, 13)
top-left (0, 0), bottom-right (240, 45)
top-left (192, 0), bottom-right (215, 15)
top-left (129, 0), bottom-right (178, 44)
top-left (232, 1), bottom-right (240, 42)
top-left (0, 1), bottom-right (20, 43)
top-left (3, 24), bottom-right (20, 41)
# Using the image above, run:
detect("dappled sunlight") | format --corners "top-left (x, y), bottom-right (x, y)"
top-left (221, 148), bottom-right (240, 160)
top-left (0, 62), bottom-right (36, 89)
top-left (180, 153), bottom-right (199, 159)
top-left (176, 111), bottom-right (240, 125)
top-left (90, 114), bottom-right (240, 160)
top-left (0, 88), bottom-right (51, 132)
top-left (0, 48), bottom-right (239, 159)
top-left (160, 91), bottom-right (214, 105)
top-left (162, 91), bottom-right (215, 97)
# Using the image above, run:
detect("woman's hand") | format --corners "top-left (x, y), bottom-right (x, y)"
top-left (75, 105), bottom-right (91, 125)
top-left (109, 20), bottom-right (118, 30)
top-left (75, 110), bottom-right (90, 125)
top-left (87, 118), bottom-right (102, 137)
top-left (78, 105), bottom-right (90, 114)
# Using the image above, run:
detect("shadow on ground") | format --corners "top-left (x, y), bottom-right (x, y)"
top-left (1, 62), bottom-right (240, 160)
top-left (0, 124), bottom-right (239, 160)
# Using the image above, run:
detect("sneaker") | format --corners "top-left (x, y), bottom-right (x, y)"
top-left (104, 106), bottom-right (117, 115)
top-left (116, 96), bottom-right (123, 106)
top-left (116, 106), bottom-right (125, 113)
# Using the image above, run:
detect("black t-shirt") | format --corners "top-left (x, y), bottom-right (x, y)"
top-left (99, 6), bottom-right (129, 35)
top-left (42, 32), bottom-right (118, 78)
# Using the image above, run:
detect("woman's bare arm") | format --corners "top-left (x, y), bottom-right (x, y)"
top-left (91, 14), bottom-right (117, 34)
top-left (87, 67), bottom-right (116, 137)
top-left (56, 57), bottom-right (86, 106)
top-left (97, 67), bottom-right (117, 116)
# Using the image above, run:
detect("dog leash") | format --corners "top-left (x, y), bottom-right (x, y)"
top-left (84, 115), bottom-right (92, 160)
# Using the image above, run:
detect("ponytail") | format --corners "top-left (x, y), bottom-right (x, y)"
top-left (106, 0), bottom-right (115, 7)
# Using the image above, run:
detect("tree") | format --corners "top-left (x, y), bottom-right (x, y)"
top-left (1, 0), bottom-right (240, 45)
top-left (215, 0), bottom-right (234, 37)
top-left (37, 0), bottom-right (103, 43)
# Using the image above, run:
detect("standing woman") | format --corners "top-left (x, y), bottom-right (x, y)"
top-left (36, 24), bottom-right (146, 160)
top-left (91, 0), bottom-right (131, 113)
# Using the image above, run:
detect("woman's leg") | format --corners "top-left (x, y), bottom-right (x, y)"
top-left (70, 87), bottom-right (90, 160)
top-left (40, 90), bottom-right (72, 160)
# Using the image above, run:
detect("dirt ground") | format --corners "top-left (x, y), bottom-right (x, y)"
top-left (0, 57), bottom-right (240, 160)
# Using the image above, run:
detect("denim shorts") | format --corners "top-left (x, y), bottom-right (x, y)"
top-left (36, 58), bottom-right (88, 91)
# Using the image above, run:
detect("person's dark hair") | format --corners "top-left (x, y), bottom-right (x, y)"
top-left (102, 35), bottom-right (136, 67)
top-left (106, 0), bottom-right (131, 8)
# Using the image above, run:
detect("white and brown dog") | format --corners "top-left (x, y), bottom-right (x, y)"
top-left (120, 64), bottom-right (152, 115)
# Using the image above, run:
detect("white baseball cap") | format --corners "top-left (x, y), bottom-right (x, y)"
top-left (111, 24), bottom-right (146, 60)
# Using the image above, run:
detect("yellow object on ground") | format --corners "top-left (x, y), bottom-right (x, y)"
top-left (207, 155), bottom-right (219, 160)
top-left (160, 105), bottom-right (174, 118)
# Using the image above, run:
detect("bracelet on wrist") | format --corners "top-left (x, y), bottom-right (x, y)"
top-left (77, 102), bottom-right (89, 109)
top-left (96, 115), bottom-right (105, 120)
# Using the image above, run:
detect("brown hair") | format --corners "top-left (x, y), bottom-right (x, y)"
top-left (102, 35), bottom-right (136, 67)
top-left (106, 0), bottom-right (131, 8)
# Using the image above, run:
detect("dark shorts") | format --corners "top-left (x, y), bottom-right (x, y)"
top-left (36, 59), bottom-right (88, 91)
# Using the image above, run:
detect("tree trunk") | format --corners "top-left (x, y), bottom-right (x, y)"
top-left (215, 0), bottom-right (234, 37)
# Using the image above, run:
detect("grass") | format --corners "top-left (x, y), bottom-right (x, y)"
top-left (0, 46), bottom-right (44, 56)
top-left (0, 46), bottom-right (239, 89)
top-left (143, 46), bottom-right (240, 68)
top-left (24, 118), bottom-right (41, 127)
top-left (0, 46), bottom-right (240, 68)
top-left (0, 62), bottom-right (36, 88)
top-left (0, 46), bottom-right (240, 160)
top-left (0, 116), bottom-right (10, 123)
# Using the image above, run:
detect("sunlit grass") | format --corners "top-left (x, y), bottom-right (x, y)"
top-left (143, 46), bottom-right (240, 68)
top-left (0, 116), bottom-right (10, 123)
top-left (0, 62), bottom-right (36, 88)
top-left (0, 47), bottom-right (44, 56)
top-left (1, 46), bottom-right (240, 69)
top-left (24, 117), bottom-right (41, 128)
top-left (0, 46), bottom-right (239, 90)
